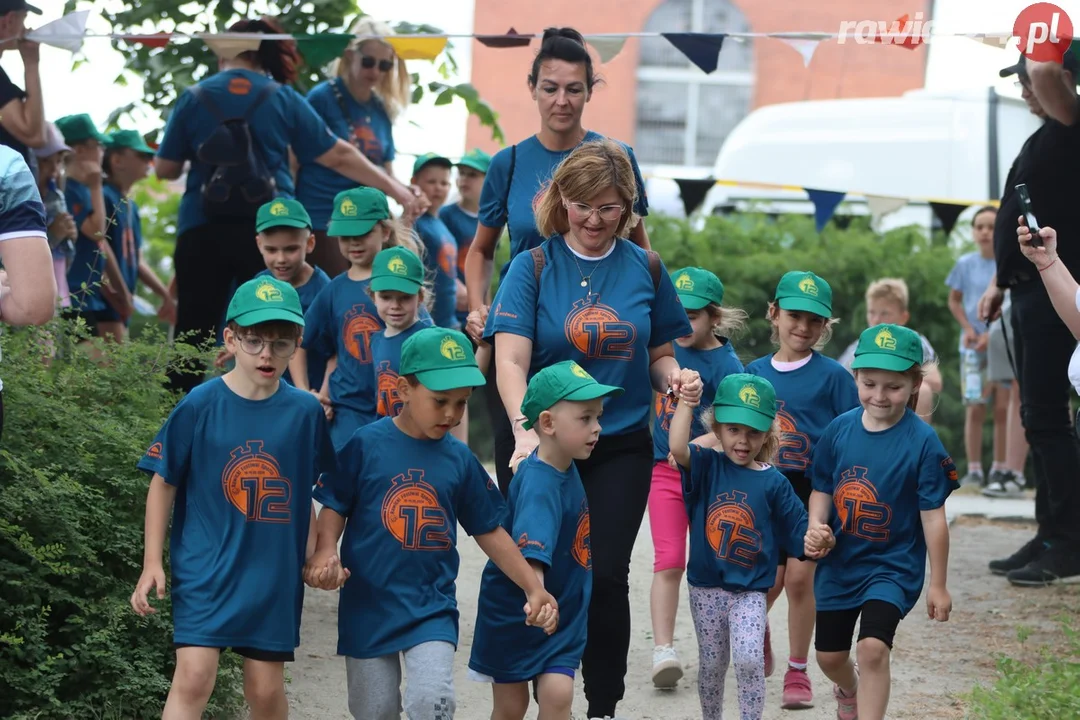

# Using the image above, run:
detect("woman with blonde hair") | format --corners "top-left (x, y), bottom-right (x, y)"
top-left (483, 139), bottom-right (692, 719)
top-left (298, 18), bottom-right (412, 276)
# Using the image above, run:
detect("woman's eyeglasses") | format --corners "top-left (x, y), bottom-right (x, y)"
top-left (565, 200), bottom-right (625, 222)
top-left (359, 55), bottom-right (394, 73)
top-left (237, 335), bottom-right (298, 358)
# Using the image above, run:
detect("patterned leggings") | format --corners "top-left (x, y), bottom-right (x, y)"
top-left (688, 586), bottom-right (767, 720)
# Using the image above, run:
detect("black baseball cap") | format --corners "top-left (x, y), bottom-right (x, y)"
top-left (0, 0), bottom-right (41, 15)
top-left (1000, 45), bottom-right (1080, 80)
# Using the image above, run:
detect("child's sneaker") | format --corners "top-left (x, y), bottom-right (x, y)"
top-left (833, 664), bottom-right (859, 720)
top-left (651, 644), bottom-right (683, 688)
top-left (782, 667), bottom-right (814, 708)
top-left (764, 622), bottom-right (774, 677)
top-left (959, 469), bottom-right (984, 488)
top-left (982, 469), bottom-right (1025, 498)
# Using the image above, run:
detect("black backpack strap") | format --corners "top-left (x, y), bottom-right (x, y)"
top-left (530, 245), bottom-right (546, 285)
top-left (502, 144), bottom-right (516, 240)
top-left (188, 84), bottom-right (226, 124)
top-left (243, 81), bottom-right (279, 121)
top-left (646, 249), bottom-right (662, 291)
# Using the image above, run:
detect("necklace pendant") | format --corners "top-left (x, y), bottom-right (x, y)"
top-left (580, 280), bottom-right (588, 288)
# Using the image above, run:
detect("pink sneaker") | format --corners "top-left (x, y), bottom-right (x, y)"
top-left (782, 667), bottom-right (814, 709)
top-left (833, 682), bottom-right (858, 720)
top-left (763, 623), bottom-right (774, 678)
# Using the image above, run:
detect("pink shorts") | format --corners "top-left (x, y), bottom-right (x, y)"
top-left (649, 461), bottom-right (689, 572)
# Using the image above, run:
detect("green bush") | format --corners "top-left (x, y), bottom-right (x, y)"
top-left (966, 620), bottom-right (1080, 718)
top-left (0, 320), bottom-right (242, 719)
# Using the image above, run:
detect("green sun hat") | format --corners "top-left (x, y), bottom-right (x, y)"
top-left (370, 246), bottom-right (424, 294)
top-left (520, 360), bottom-right (624, 430)
top-left (775, 270), bottom-right (833, 317)
top-left (399, 328), bottom-right (486, 391)
top-left (256, 198), bottom-right (312, 232)
top-left (671, 267), bottom-right (725, 310)
top-left (105, 129), bottom-right (155, 156)
top-left (850, 324), bottom-right (924, 372)
top-left (55, 114), bottom-right (108, 145)
top-left (712, 373), bottom-right (777, 432)
top-left (327, 187), bottom-right (390, 237)
top-left (412, 152), bottom-right (452, 177)
top-left (456, 148), bottom-right (492, 174)
top-left (226, 276), bottom-right (304, 328)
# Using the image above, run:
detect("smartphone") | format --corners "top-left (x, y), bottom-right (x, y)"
top-left (1016, 183), bottom-right (1043, 247)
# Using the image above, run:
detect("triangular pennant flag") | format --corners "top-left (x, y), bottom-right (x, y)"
top-left (806, 188), bottom-right (846, 232)
top-left (662, 33), bottom-right (726, 73)
top-left (872, 15), bottom-right (925, 50)
top-left (865, 195), bottom-right (908, 225)
top-left (200, 34), bottom-right (263, 60)
top-left (777, 37), bottom-right (821, 67)
top-left (297, 33), bottom-right (353, 68)
top-left (27, 10), bottom-right (90, 53)
top-left (123, 32), bottom-right (172, 48)
top-left (930, 202), bottom-right (969, 237)
top-left (674, 178), bottom-right (715, 217)
top-left (585, 36), bottom-right (628, 64)
top-left (476, 27), bottom-right (531, 48)
top-left (386, 36), bottom-right (448, 60)
top-left (967, 33), bottom-right (1013, 50)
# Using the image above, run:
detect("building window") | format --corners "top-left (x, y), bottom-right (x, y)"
top-left (635, 0), bottom-right (754, 170)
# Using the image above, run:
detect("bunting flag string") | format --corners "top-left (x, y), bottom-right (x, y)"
top-left (806, 189), bottom-right (848, 232)
top-left (930, 202), bottom-right (970, 236)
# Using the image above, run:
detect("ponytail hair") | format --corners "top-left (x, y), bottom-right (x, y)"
top-left (705, 302), bottom-right (749, 340)
top-left (228, 17), bottom-right (300, 85)
top-left (528, 27), bottom-right (599, 92)
top-left (331, 18), bottom-right (411, 121)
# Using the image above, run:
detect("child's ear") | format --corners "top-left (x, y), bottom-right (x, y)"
top-left (305, 232), bottom-right (316, 254)
top-left (395, 375), bottom-right (412, 400)
top-left (537, 410), bottom-right (556, 435)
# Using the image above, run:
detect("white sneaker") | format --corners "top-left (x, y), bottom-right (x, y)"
top-left (983, 470), bottom-right (1025, 498)
top-left (651, 644), bottom-right (683, 688)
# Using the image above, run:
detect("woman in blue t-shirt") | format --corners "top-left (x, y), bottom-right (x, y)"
top-left (484, 140), bottom-right (690, 720)
top-left (154, 16), bottom-right (422, 394)
top-left (464, 26), bottom-right (652, 493)
top-left (297, 18), bottom-right (410, 277)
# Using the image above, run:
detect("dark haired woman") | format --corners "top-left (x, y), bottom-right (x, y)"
top-left (463, 27), bottom-right (652, 494)
top-left (154, 17), bottom-right (423, 393)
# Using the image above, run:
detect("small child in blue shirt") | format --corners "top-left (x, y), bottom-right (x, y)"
top-left (130, 276), bottom-right (336, 719)
top-left (368, 245), bottom-right (431, 418)
top-left (809, 324), bottom-right (957, 720)
top-left (305, 327), bottom-right (558, 719)
top-left (670, 371), bottom-right (831, 720)
top-left (440, 148), bottom-right (490, 329)
top-left (412, 153), bottom-right (462, 331)
top-left (469, 360), bottom-right (622, 720)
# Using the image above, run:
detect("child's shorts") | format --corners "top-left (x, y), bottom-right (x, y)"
top-left (60, 307), bottom-right (107, 336)
top-left (648, 461), bottom-right (689, 572)
top-left (777, 471), bottom-right (813, 565)
top-left (814, 600), bottom-right (904, 653)
top-left (467, 666), bottom-right (576, 684)
top-left (986, 317), bottom-right (1015, 385)
top-left (174, 642), bottom-right (294, 662)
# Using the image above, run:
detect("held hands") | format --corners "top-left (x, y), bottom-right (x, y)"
top-left (926, 585), bottom-right (952, 622)
top-left (157, 295), bottom-right (178, 326)
top-left (803, 523), bottom-right (836, 559)
top-left (303, 551), bottom-right (351, 591)
top-left (465, 306), bottom-right (489, 344)
top-left (1017, 215), bottom-right (1058, 270)
top-left (672, 368), bottom-right (703, 407)
top-left (130, 563), bottom-right (166, 616)
top-left (310, 389), bottom-right (334, 422)
top-left (509, 428), bottom-right (539, 475)
top-left (523, 589), bottom-right (559, 635)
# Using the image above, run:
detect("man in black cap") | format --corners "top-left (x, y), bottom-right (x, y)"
top-left (0, 1), bottom-right (44, 174)
top-left (980, 49), bottom-right (1080, 586)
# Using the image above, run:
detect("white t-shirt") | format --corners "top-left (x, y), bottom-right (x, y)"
top-left (1068, 287), bottom-right (1080, 395)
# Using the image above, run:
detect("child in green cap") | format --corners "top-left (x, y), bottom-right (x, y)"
top-left (745, 270), bottom-right (859, 703)
top-left (669, 369), bottom-right (830, 720)
top-left (131, 275), bottom-right (336, 720)
top-left (440, 148), bottom-right (491, 328)
top-left (807, 324), bottom-right (957, 720)
top-left (306, 327), bottom-right (558, 718)
top-left (411, 153), bottom-right (462, 331)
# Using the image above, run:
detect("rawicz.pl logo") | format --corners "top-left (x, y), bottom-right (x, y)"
top-left (837, 12), bottom-right (931, 46)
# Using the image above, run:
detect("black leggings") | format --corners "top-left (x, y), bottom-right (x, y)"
top-left (484, 342), bottom-right (516, 496)
top-left (576, 428), bottom-right (653, 718)
top-left (168, 221), bottom-right (264, 394)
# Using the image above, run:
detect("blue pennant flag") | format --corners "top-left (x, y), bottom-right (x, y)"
top-left (805, 188), bottom-right (846, 232)
top-left (662, 33), bottom-right (726, 73)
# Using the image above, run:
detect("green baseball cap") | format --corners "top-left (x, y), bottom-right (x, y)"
top-left (713, 373), bottom-right (777, 432)
top-left (775, 270), bottom-right (832, 317)
top-left (370, 246), bottom-right (424, 294)
top-left (226, 276), bottom-right (305, 328)
top-left (256, 198), bottom-right (312, 232)
top-left (520, 360), bottom-right (624, 430)
top-left (671, 267), bottom-right (724, 310)
top-left (412, 152), bottom-right (452, 177)
top-left (328, 187), bottom-right (390, 237)
top-left (55, 114), bottom-right (108, 145)
top-left (850, 324), bottom-right (923, 372)
top-left (456, 148), bottom-right (492, 174)
top-left (399, 328), bottom-right (486, 391)
top-left (105, 129), bottom-right (155, 156)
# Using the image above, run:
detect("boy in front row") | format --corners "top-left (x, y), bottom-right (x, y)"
top-left (131, 276), bottom-right (336, 719)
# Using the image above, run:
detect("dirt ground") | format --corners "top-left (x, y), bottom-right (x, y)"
top-left (284, 516), bottom-right (1079, 719)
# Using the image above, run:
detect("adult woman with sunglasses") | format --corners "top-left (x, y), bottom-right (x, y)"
top-left (297, 18), bottom-right (411, 277)
top-left (464, 27), bottom-right (652, 496)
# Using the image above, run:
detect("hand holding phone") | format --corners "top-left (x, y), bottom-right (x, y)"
top-left (1016, 184), bottom-right (1043, 247)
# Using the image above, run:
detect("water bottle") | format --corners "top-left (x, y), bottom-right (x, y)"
top-left (963, 348), bottom-right (982, 402)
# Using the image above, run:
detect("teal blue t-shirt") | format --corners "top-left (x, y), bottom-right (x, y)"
top-left (438, 202), bottom-right (477, 327)
top-left (745, 352), bottom-right (860, 474)
top-left (371, 321), bottom-right (427, 418)
top-left (313, 417), bottom-right (507, 658)
top-left (811, 408), bottom-right (959, 616)
top-left (64, 178), bottom-right (106, 312)
top-left (156, 69), bottom-right (338, 236)
top-left (484, 239), bottom-right (690, 436)
top-left (136, 378), bottom-right (336, 652)
top-left (413, 213), bottom-right (459, 330)
top-left (296, 79), bottom-right (396, 231)
top-left (682, 445), bottom-right (808, 592)
top-left (257, 266), bottom-right (331, 389)
top-left (654, 341), bottom-right (744, 462)
top-left (469, 453), bottom-right (591, 681)
top-left (102, 183), bottom-right (142, 295)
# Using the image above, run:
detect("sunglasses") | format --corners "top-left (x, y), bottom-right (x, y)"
top-left (358, 54), bottom-right (394, 73)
